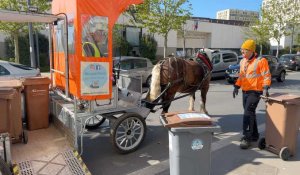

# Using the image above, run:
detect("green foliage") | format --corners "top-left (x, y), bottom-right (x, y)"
top-left (139, 34), bottom-right (157, 62)
top-left (134, 0), bottom-right (192, 57)
top-left (0, 0), bottom-right (51, 63)
top-left (261, 0), bottom-right (300, 57)
top-left (112, 25), bottom-right (132, 56)
top-left (4, 32), bottom-right (49, 70)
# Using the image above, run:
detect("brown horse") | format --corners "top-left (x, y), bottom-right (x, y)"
top-left (143, 51), bottom-right (213, 115)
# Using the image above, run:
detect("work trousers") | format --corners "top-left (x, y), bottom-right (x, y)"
top-left (242, 91), bottom-right (261, 140)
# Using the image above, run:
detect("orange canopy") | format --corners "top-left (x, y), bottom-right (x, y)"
top-left (52, 0), bottom-right (143, 100)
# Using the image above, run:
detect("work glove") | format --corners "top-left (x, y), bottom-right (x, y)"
top-left (233, 85), bottom-right (240, 98)
top-left (263, 86), bottom-right (270, 97)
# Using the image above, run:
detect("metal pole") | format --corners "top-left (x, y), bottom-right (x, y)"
top-left (35, 31), bottom-right (40, 68)
top-left (27, 0), bottom-right (36, 68)
top-left (290, 26), bottom-right (295, 54)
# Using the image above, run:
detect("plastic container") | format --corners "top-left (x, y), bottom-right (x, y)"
top-left (160, 111), bottom-right (220, 175)
top-left (22, 77), bottom-right (51, 130)
top-left (0, 80), bottom-right (23, 143)
top-left (259, 93), bottom-right (300, 160)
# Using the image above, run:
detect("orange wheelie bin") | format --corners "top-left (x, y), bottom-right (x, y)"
top-left (22, 77), bottom-right (51, 130)
top-left (259, 93), bottom-right (300, 160)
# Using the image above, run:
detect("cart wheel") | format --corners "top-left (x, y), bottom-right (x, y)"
top-left (22, 130), bottom-right (28, 144)
top-left (110, 113), bottom-right (147, 154)
top-left (258, 138), bottom-right (266, 150)
top-left (85, 115), bottom-right (106, 130)
top-left (0, 157), bottom-right (11, 175)
top-left (279, 147), bottom-right (290, 161)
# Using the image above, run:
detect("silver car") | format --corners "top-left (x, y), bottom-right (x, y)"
top-left (0, 60), bottom-right (40, 79)
top-left (211, 50), bottom-right (238, 78)
top-left (113, 56), bottom-right (153, 87)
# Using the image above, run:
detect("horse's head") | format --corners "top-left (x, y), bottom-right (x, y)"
top-left (196, 48), bottom-right (213, 71)
top-left (141, 63), bottom-right (162, 111)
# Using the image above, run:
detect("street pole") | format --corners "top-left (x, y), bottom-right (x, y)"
top-left (27, 0), bottom-right (36, 68)
top-left (290, 25), bottom-right (295, 54)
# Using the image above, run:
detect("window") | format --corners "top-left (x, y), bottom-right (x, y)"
top-left (212, 54), bottom-right (221, 64)
top-left (126, 27), bottom-right (140, 46)
top-left (9, 63), bottom-right (33, 70)
top-left (223, 53), bottom-right (237, 63)
top-left (0, 65), bottom-right (10, 76)
top-left (133, 59), bottom-right (147, 68)
top-left (120, 60), bottom-right (132, 70)
top-left (82, 15), bottom-right (108, 58)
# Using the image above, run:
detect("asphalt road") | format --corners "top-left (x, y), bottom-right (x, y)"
top-left (81, 70), bottom-right (300, 175)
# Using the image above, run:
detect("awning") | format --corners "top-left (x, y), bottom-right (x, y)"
top-left (0, 9), bottom-right (63, 23)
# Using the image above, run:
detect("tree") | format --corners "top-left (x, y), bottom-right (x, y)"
top-left (0, 0), bottom-right (50, 63)
top-left (135, 0), bottom-right (192, 58)
top-left (244, 17), bottom-right (271, 55)
top-left (139, 34), bottom-right (157, 62)
top-left (262, 0), bottom-right (300, 57)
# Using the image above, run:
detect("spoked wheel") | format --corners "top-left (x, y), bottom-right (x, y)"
top-left (279, 147), bottom-right (290, 161)
top-left (110, 113), bottom-right (146, 154)
top-left (85, 115), bottom-right (106, 130)
top-left (258, 138), bottom-right (266, 150)
top-left (0, 157), bottom-right (11, 175)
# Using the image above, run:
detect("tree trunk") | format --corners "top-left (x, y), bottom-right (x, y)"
top-left (13, 33), bottom-right (20, 63)
top-left (276, 40), bottom-right (280, 57)
top-left (260, 44), bottom-right (263, 56)
top-left (164, 34), bottom-right (168, 58)
top-left (183, 35), bottom-right (186, 58)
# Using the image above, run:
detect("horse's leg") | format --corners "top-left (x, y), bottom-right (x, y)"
top-left (188, 92), bottom-right (195, 111)
top-left (200, 82), bottom-right (210, 114)
top-left (161, 92), bottom-right (175, 115)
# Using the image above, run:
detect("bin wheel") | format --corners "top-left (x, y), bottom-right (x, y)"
top-left (85, 115), bottom-right (106, 130)
top-left (22, 130), bottom-right (28, 144)
top-left (279, 147), bottom-right (290, 161)
top-left (258, 138), bottom-right (266, 150)
top-left (0, 157), bottom-right (11, 175)
top-left (110, 113), bottom-right (146, 154)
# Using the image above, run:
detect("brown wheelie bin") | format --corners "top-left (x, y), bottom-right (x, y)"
top-left (259, 93), bottom-right (300, 160)
top-left (0, 80), bottom-right (25, 143)
top-left (22, 77), bottom-right (50, 131)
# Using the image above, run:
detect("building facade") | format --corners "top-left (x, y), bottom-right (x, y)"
top-left (216, 9), bottom-right (259, 22)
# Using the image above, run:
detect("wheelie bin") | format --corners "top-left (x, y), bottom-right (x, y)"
top-left (160, 111), bottom-right (220, 175)
top-left (259, 93), bottom-right (300, 160)
top-left (0, 79), bottom-right (25, 143)
top-left (22, 77), bottom-right (51, 130)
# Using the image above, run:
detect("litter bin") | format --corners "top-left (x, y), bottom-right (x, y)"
top-left (0, 80), bottom-right (24, 143)
top-left (160, 111), bottom-right (220, 175)
top-left (259, 93), bottom-right (300, 160)
top-left (22, 77), bottom-right (51, 130)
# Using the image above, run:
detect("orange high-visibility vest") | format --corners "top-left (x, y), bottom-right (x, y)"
top-left (235, 54), bottom-right (271, 91)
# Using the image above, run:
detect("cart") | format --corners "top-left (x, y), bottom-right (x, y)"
top-left (50, 73), bottom-right (150, 154)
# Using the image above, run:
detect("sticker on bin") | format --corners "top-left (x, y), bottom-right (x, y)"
top-left (162, 111), bottom-right (213, 128)
top-left (191, 139), bottom-right (204, 150)
top-left (177, 113), bottom-right (210, 120)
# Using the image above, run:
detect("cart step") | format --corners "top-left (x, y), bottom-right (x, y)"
top-left (13, 150), bottom-right (91, 175)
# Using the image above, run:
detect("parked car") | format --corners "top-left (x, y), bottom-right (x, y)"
top-left (0, 60), bottom-right (40, 79)
top-left (279, 54), bottom-right (300, 71)
top-left (225, 55), bottom-right (286, 84)
top-left (113, 56), bottom-right (153, 87)
top-left (210, 50), bottom-right (238, 78)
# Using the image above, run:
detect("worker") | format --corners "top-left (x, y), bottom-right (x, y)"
top-left (233, 39), bottom-right (271, 149)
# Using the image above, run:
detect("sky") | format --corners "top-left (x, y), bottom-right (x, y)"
top-left (189, 0), bottom-right (263, 18)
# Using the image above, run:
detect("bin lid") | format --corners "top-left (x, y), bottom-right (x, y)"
top-left (22, 76), bottom-right (51, 85)
top-left (0, 88), bottom-right (17, 99)
top-left (267, 93), bottom-right (300, 105)
top-left (0, 79), bottom-right (23, 89)
top-left (161, 111), bottom-right (213, 128)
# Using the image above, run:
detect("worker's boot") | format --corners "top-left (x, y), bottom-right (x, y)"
top-left (240, 138), bottom-right (251, 149)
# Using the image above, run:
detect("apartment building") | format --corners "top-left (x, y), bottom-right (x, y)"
top-left (216, 9), bottom-right (259, 22)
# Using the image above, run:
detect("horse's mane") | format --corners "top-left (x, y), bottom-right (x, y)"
top-left (149, 63), bottom-right (161, 101)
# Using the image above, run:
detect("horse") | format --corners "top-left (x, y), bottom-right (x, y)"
top-left (142, 50), bottom-right (213, 115)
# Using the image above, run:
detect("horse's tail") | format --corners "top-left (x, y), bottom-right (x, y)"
top-left (149, 63), bottom-right (161, 101)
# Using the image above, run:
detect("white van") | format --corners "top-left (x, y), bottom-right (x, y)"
top-left (211, 50), bottom-right (238, 78)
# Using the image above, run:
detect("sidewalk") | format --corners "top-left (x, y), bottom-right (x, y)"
top-left (128, 124), bottom-right (300, 175)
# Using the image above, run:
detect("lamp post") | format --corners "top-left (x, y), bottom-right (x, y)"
top-left (27, 0), bottom-right (36, 68)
